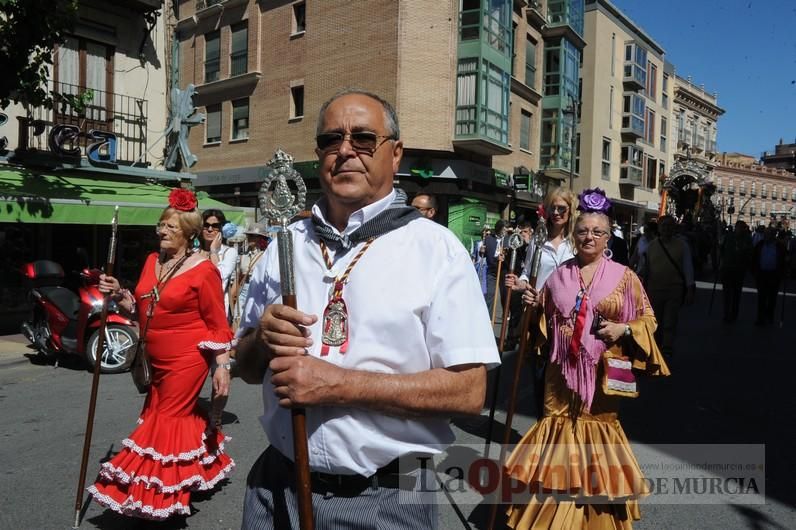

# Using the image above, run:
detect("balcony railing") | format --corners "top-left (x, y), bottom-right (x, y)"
top-left (621, 115), bottom-right (644, 139)
top-left (231, 51), bottom-right (247, 77)
top-left (196, 0), bottom-right (223, 11)
top-left (205, 59), bottom-right (220, 83)
top-left (619, 166), bottom-right (642, 186)
top-left (27, 80), bottom-right (148, 165)
top-left (623, 63), bottom-right (645, 91)
top-left (525, 64), bottom-right (536, 89)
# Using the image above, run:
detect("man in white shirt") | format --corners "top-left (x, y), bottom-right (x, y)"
top-left (234, 89), bottom-right (499, 529)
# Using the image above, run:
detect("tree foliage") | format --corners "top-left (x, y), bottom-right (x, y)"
top-left (0, 0), bottom-right (79, 110)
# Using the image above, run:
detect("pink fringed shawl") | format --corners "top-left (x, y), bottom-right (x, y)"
top-left (544, 257), bottom-right (638, 411)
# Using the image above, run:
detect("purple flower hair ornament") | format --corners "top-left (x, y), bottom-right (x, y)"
top-left (577, 188), bottom-right (612, 214)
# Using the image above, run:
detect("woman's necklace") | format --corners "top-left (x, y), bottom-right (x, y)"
top-left (157, 252), bottom-right (189, 283)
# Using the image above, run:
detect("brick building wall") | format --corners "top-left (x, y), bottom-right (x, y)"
top-left (178, 0), bottom-right (402, 175)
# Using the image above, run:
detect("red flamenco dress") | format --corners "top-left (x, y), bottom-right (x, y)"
top-left (88, 254), bottom-right (235, 520)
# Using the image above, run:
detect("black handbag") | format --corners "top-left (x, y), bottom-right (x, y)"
top-left (130, 339), bottom-right (152, 394)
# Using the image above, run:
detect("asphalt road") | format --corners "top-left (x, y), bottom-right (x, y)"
top-left (0, 281), bottom-right (795, 529)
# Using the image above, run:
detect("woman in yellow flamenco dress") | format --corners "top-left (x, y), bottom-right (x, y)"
top-left (506, 189), bottom-right (670, 529)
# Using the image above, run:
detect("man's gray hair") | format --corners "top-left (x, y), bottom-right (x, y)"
top-left (316, 88), bottom-right (400, 139)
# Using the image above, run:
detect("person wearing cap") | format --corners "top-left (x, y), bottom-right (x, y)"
top-left (231, 224), bottom-right (270, 330)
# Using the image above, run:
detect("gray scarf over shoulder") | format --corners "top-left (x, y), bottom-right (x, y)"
top-left (310, 189), bottom-right (421, 252)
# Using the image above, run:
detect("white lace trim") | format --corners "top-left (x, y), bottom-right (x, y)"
top-left (198, 340), bottom-right (231, 352)
top-left (98, 460), bottom-right (235, 493)
top-left (121, 431), bottom-right (231, 464)
top-left (87, 486), bottom-right (190, 521)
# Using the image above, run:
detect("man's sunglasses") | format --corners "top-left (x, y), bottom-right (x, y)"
top-left (203, 222), bottom-right (222, 231)
top-left (315, 131), bottom-right (396, 155)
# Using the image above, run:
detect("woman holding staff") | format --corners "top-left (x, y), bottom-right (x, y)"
top-left (505, 186), bottom-right (577, 294)
top-left (504, 188), bottom-right (669, 529)
top-left (88, 189), bottom-right (234, 520)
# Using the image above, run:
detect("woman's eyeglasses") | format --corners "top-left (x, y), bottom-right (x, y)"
top-left (550, 205), bottom-right (569, 215)
top-left (574, 228), bottom-right (609, 239)
top-left (155, 223), bottom-right (180, 235)
top-left (315, 131), bottom-right (396, 155)
top-left (203, 222), bottom-right (222, 231)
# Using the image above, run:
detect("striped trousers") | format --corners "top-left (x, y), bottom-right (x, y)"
top-left (241, 446), bottom-right (439, 530)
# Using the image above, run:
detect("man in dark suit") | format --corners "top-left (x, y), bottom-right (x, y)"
top-left (752, 226), bottom-right (787, 325)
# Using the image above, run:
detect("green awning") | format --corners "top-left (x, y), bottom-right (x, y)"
top-left (0, 166), bottom-right (250, 225)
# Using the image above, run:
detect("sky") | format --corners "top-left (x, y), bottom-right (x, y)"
top-left (609, 0), bottom-right (796, 159)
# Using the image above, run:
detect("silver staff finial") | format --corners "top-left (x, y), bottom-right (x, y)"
top-left (258, 149), bottom-right (307, 226)
top-left (507, 233), bottom-right (523, 250)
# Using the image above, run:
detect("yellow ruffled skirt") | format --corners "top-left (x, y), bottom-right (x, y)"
top-left (503, 362), bottom-right (650, 530)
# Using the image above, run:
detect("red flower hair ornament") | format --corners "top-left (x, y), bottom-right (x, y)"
top-left (168, 188), bottom-right (198, 212)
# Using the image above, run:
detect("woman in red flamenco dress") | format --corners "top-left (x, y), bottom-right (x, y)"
top-left (88, 189), bottom-right (235, 520)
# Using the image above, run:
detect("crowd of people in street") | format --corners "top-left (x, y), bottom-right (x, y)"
top-left (65, 88), bottom-right (792, 530)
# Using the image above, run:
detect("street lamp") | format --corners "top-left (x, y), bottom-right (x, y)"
top-left (562, 93), bottom-right (579, 190)
top-left (726, 197), bottom-right (735, 224)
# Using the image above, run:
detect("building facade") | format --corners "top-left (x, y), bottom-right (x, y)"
top-left (3, 0), bottom-right (168, 166)
top-left (175, 0), bottom-right (585, 244)
top-left (0, 1), bottom-right (248, 332)
top-left (712, 155), bottom-right (796, 228)
top-left (672, 74), bottom-right (722, 167)
top-left (580, 0), bottom-right (668, 231)
top-left (762, 139), bottom-right (796, 174)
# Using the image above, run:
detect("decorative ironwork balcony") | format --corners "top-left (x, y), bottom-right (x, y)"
top-left (230, 52), bottom-right (248, 77)
top-left (26, 80), bottom-right (149, 165)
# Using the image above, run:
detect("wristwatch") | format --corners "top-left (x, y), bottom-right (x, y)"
top-left (216, 361), bottom-right (232, 370)
top-left (623, 324), bottom-right (632, 337)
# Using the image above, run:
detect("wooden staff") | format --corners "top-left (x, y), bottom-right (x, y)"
top-left (487, 216), bottom-right (547, 530)
top-left (73, 206), bottom-right (119, 528)
top-left (260, 150), bottom-right (313, 530)
top-left (482, 233), bottom-right (524, 466)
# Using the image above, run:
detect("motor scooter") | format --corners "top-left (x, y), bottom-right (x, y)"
top-left (20, 260), bottom-right (138, 373)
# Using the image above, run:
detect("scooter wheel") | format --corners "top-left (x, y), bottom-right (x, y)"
top-left (86, 325), bottom-right (139, 374)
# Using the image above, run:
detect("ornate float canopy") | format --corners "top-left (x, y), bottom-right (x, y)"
top-left (659, 157), bottom-right (716, 223)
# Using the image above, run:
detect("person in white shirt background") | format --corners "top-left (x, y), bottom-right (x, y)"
top-left (503, 187), bottom-right (577, 411)
top-left (201, 209), bottom-right (239, 319)
top-left (504, 186), bottom-right (577, 293)
top-left (233, 89), bottom-right (500, 530)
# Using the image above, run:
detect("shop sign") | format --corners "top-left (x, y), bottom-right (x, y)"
top-left (3, 112), bottom-right (118, 167)
top-left (513, 174), bottom-right (530, 192)
top-left (494, 170), bottom-right (510, 187)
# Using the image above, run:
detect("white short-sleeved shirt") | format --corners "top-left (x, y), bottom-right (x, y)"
top-left (239, 190), bottom-right (500, 476)
top-left (216, 244), bottom-right (238, 292)
top-left (518, 238), bottom-right (575, 289)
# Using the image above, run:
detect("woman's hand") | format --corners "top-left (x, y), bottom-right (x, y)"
top-left (213, 354), bottom-right (230, 397)
top-left (98, 274), bottom-right (120, 296)
top-left (210, 232), bottom-right (223, 254)
top-left (505, 274), bottom-right (527, 292)
top-left (596, 320), bottom-right (627, 344)
top-left (522, 286), bottom-right (540, 307)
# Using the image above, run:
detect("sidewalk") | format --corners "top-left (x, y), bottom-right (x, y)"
top-left (0, 333), bottom-right (33, 366)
